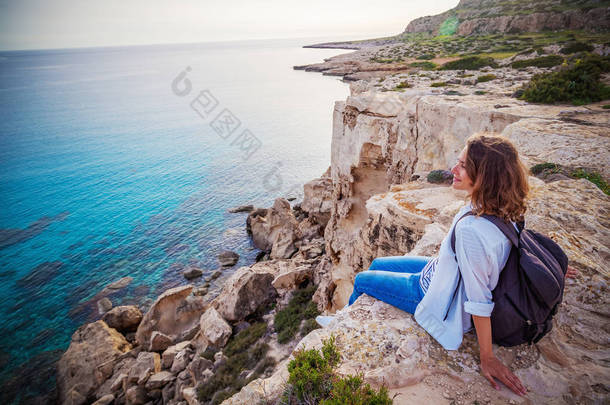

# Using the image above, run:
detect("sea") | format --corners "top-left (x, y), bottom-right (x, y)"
top-left (0, 36), bottom-right (350, 402)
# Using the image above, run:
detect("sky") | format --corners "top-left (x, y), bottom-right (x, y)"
top-left (0, 0), bottom-right (459, 51)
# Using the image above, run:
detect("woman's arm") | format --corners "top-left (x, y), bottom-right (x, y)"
top-left (472, 315), bottom-right (527, 396)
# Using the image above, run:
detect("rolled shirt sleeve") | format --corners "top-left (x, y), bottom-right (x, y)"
top-left (454, 220), bottom-right (503, 317)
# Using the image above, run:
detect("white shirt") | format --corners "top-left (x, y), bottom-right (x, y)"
top-left (414, 203), bottom-right (512, 350)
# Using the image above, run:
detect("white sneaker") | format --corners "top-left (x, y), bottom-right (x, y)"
top-left (315, 315), bottom-right (335, 328)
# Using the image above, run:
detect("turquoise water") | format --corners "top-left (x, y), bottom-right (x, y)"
top-left (0, 37), bottom-right (348, 401)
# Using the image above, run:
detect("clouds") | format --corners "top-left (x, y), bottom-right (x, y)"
top-left (0, 0), bottom-right (458, 51)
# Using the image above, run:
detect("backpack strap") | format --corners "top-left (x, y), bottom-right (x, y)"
top-left (444, 211), bottom-right (520, 322)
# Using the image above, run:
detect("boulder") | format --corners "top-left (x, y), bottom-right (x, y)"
top-left (161, 341), bottom-right (191, 369)
top-left (57, 321), bottom-right (131, 405)
top-left (145, 371), bottom-right (175, 390)
top-left (127, 351), bottom-right (160, 384)
top-left (150, 331), bottom-right (173, 352)
top-left (183, 267), bottom-right (203, 280)
top-left (212, 263), bottom-right (278, 322)
top-left (199, 307), bottom-right (232, 347)
top-left (170, 347), bottom-right (193, 374)
top-left (135, 285), bottom-right (206, 350)
top-left (301, 167), bottom-right (333, 227)
top-left (97, 298), bottom-right (112, 315)
top-left (247, 198), bottom-right (301, 259)
top-left (125, 385), bottom-right (148, 405)
top-left (91, 394), bottom-right (114, 405)
top-left (102, 305), bottom-right (143, 333)
top-left (182, 386), bottom-right (201, 405)
top-left (217, 250), bottom-right (239, 267)
top-left (185, 356), bottom-right (214, 381)
top-left (228, 204), bottom-right (254, 213)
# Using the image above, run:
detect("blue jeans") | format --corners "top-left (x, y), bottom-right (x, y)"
top-left (348, 256), bottom-right (432, 314)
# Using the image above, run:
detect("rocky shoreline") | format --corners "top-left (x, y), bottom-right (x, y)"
top-left (53, 5), bottom-right (610, 404)
top-left (54, 73), bottom-right (610, 404)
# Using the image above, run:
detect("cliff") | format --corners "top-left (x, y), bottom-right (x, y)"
top-left (403, 0), bottom-right (610, 36)
top-left (54, 78), bottom-right (610, 404)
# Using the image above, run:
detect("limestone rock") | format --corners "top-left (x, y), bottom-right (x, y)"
top-left (218, 250), bottom-right (239, 267)
top-left (127, 351), bottom-right (160, 384)
top-left (301, 167), bottom-right (333, 228)
top-left (183, 267), bottom-right (203, 280)
top-left (185, 356), bottom-right (214, 381)
top-left (170, 347), bottom-right (193, 374)
top-left (182, 386), bottom-right (201, 405)
top-left (150, 331), bottom-right (173, 352)
top-left (145, 370), bottom-right (175, 390)
top-left (199, 307), bottom-right (232, 347)
top-left (161, 341), bottom-right (191, 369)
top-left (91, 394), bottom-right (114, 405)
top-left (228, 204), bottom-right (254, 213)
top-left (125, 385), bottom-right (148, 405)
top-left (97, 298), bottom-right (112, 315)
top-left (135, 285), bottom-right (206, 350)
top-left (57, 321), bottom-right (131, 405)
top-left (212, 262), bottom-right (278, 322)
top-left (247, 198), bottom-right (301, 259)
top-left (102, 305), bottom-right (143, 333)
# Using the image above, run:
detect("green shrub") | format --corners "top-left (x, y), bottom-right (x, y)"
top-left (197, 322), bottom-right (273, 403)
top-left (602, 104), bottom-right (610, 109)
top-left (571, 168), bottom-right (610, 195)
top-left (441, 56), bottom-right (498, 70)
top-left (282, 337), bottom-right (392, 405)
top-left (560, 42), bottom-right (594, 54)
top-left (224, 322), bottom-right (267, 356)
top-left (430, 82), bottom-right (447, 87)
top-left (274, 284), bottom-right (320, 344)
top-left (416, 53), bottom-right (435, 60)
top-left (520, 54), bottom-right (610, 105)
top-left (474, 90), bottom-right (486, 95)
top-left (395, 80), bottom-right (411, 89)
top-left (476, 74), bottom-right (497, 83)
top-left (511, 55), bottom-right (564, 68)
top-left (320, 375), bottom-right (393, 405)
top-left (409, 61), bottom-right (437, 70)
top-left (427, 170), bottom-right (452, 184)
top-left (530, 162), bottom-right (560, 175)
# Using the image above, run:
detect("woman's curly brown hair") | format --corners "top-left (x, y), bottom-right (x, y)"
top-left (464, 134), bottom-right (529, 222)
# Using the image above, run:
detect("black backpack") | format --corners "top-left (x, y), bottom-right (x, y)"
top-left (448, 211), bottom-right (569, 347)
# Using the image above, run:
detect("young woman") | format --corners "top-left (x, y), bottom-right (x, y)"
top-left (317, 134), bottom-right (576, 396)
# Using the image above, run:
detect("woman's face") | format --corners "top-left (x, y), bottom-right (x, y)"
top-left (451, 148), bottom-right (475, 194)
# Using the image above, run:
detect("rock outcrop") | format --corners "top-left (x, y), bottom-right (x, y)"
top-left (135, 285), bottom-right (206, 351)
top-left (403, 0), bottom-right (610, 35)
top-left (57, 321), bottom-right (132, 405)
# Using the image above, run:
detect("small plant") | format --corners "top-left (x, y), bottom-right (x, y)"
top-left (519, 54), bottom-right (610, 105)
top-left (571, 168), bottom-right (610, 195)
top-left (274, 284), bottom-right (320, 344)
top-left (394, 81), bottom-right (411, 89)
top-left (476, 74), bottom-right (497, 83)
top-left (602, 104), bottom-right (610, 109)
top-left (197, 322), bottom-right (274, 404)
top-left (281, 336), bottom-right (392, 405)
top-left (530, 162), bottom-right (561, 175)
top-left (427, 170), bottom-right (453, 184)
top-left (409, 61), bottom-right (437, 70)
top-left (416, 53), bottom-right (435, 60)
top-left (511, 55), bottom-right (564, 69)
top-left (430, 81), bottom-right (447, 87)
top-left (474, 90), bottom-right (486, 95)
top-left (441, 56), bottom-right (498, 70)
top-left (560, 42), bottom-right (594, 54)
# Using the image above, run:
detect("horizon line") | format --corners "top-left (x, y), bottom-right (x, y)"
top-left (0, 31), bottom-right (398, 53)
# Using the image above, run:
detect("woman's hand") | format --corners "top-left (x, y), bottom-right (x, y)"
top-left (480, 353), bottom-right (527, 396)
top-left (472, 315), bottom-right (527, 396)
top-left (566, 265), bottom-right (579, 279)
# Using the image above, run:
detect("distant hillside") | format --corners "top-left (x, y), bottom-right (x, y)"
top-left (404, 0), bottom-right (610, 36)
